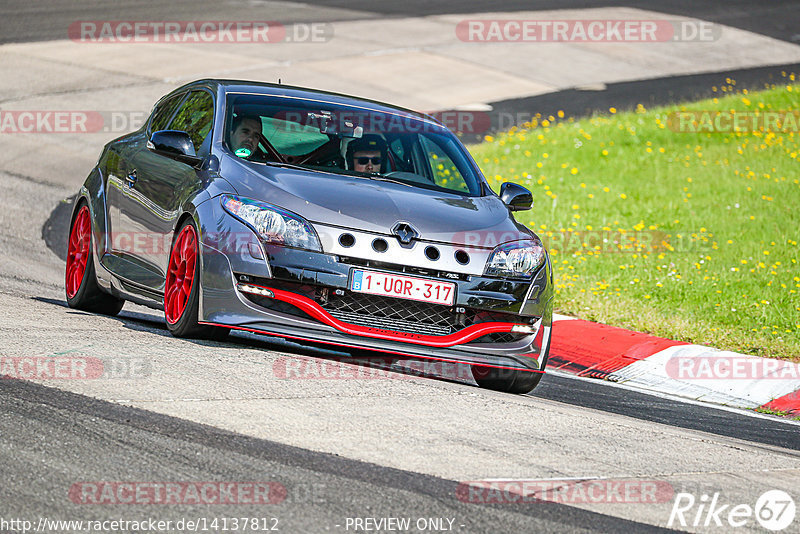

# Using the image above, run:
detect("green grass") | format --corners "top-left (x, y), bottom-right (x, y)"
top-left (754, 407), bottom-right (792, 417)
top-left (468, 74), bottom-right (800, 361)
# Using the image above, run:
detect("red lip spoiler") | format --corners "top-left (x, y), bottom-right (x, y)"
top-left (241, 284), bottom-right (531, 348)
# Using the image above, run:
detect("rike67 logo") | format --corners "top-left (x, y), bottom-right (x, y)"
top-left (668, 490), bottom-right (796, 531)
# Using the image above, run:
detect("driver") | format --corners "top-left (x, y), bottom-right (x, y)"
top-left (347, 134), bottom-right (387, 174)
top-left (230, 115), bottom-right (262, 158)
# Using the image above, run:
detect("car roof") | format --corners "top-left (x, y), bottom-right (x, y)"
top-left (173, 78), bottom-right (439, 124)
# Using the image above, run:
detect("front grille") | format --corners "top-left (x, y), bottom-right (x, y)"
top-left (468, 309), bottom-right (531, 344)
top-left (241, 280), bottom-right (317, 320)
top-left (317, 290), bottom-right (534, 342)
top-left (238, 276), bottom-right (535, 343)
top-left (328, 310), bottom-right (452, 336)
top-left (472, 332), bottom-right (528, 344)
top-left (319, 291), bottom-right (458, 336)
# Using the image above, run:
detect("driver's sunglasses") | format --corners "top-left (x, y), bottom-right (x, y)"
top-left (356, 157), bottom-right (381, 165)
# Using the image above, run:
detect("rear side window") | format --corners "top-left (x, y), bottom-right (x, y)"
top-left (149, 94), bottom-right (184, 134)
top-left (168, 91), bottom-right (214, 151)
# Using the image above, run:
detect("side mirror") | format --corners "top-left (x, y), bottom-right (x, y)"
top-left (148, 130), bottom-right (203, 167)
top-left (500, 182), bottom-right (533, 211)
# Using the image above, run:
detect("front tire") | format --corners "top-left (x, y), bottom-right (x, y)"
top-left (471, 365), bottom-right (543, 394)
top-left (65, 203), bottom-right (124, 315)
top-left (164, 219), bottom-right (228, 340)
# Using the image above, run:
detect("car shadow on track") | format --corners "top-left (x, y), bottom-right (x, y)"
top-left (42, 195), bottom-right (76, 262)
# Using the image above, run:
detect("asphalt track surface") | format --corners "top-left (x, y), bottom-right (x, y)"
top-left (3, 0), bottom-right (799, 135)
top-left (2, 378), bottom-right (677, 533)
top-left (468, 63), bottom-right (800, 142)
top-left (2, 2), bottom-right (800, 533)
top-left (1, 0), bottom-right (799, 44)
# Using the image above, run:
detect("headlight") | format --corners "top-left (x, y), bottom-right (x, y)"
top-left (221, 195), bottom-right (322, 252)
top-left (484, 238), bottom-right (545, 278)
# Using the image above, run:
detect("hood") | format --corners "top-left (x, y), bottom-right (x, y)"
top-left (222, 158), bottom-right (533, 247)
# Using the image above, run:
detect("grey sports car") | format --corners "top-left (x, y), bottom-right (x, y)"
top-left (66, 79), bottom-right (553, 393)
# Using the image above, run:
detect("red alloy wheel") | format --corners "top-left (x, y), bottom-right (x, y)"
top-left (165, 224), bottom-right (198, 324)
top-left (66, 206), bottom-right (92, 298)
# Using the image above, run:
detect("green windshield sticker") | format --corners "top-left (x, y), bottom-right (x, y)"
top-left (235, 148), bottom-right (252, 158)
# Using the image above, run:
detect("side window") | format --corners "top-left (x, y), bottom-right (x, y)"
top-left (149, 94), bottom-right (184, 134)
top-left (168, 91), bottom-right (214, 151)
top-left (418, 134), bottom-right (469, 192)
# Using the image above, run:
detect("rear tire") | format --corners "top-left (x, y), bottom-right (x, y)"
top-left (164, 218), bottom-right (228, 340)
top-left (471, 365), bottom-right (543, 394)
top-left (65, 203), bottom-right (124, 316)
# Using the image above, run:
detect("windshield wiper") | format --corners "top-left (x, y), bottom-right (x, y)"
top-left (264, 161), bottom-right (364, 181)
top-left (359, 174), bottom-right (414, 187)
top-left (264, 161), bottom-right (320, 172)
top-left (262, 161), bottom-right (415, 188)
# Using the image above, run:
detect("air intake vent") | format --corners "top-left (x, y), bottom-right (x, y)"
top-left (424, 246), bottom-right (440, 261)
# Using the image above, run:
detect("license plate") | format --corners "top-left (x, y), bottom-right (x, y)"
top-left (350, 269), bottom-right (456, 306)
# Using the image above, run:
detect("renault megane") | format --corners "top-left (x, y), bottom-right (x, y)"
top-left (65, 79), bottom-right (553, 393)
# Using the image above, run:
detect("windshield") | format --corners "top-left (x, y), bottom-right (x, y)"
top-left (225, 93), bottom-right (484, 196)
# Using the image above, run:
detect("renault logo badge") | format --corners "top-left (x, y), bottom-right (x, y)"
top-left (391, 222), bottom-right (418, 245)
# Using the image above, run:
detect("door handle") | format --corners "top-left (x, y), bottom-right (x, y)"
top-left (126, 169), bottom-right (137, 188)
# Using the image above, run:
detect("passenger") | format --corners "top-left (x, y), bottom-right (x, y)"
top-left (230, 115), bottom-right (262, 158)
top-left (348, 134), bottom-right (387, 174)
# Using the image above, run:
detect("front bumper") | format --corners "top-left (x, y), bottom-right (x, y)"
top-left (195, 198), bottom-right (554, 372)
